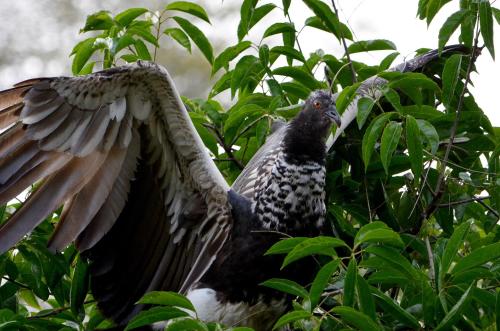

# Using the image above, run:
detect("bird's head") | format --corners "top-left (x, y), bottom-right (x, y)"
top-left (283, 90), bottom-right (341, 162)
top-left (293, 90), bottom-right (341, 140)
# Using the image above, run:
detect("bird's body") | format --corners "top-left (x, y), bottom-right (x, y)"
top-left (0, 45), bottom-right (466, 330)
top-left (186, 92), bottom-right (338, 330)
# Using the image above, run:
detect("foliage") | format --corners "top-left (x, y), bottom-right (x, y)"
top-left (0, 0), bottom-right (499, 330)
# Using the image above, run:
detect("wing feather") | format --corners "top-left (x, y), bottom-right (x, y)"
top-left (0, 61), bottom-right (232, 325)
top-left (48, 146), bottom-right (127, 251)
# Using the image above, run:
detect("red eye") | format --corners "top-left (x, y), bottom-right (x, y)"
top-left (313, 101), bottom-right (321, 109)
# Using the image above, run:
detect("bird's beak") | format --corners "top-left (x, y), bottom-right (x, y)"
top-left (326, 105), bottom-right (341, 127)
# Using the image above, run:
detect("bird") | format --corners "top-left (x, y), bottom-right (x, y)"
top-left (0, 45), bottom-right (467, 330)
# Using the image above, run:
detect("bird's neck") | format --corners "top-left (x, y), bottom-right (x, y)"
top-left (282, 115), bottom-right (328, 164)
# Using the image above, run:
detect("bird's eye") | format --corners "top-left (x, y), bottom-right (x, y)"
top-left (313, 101), bottom-right (321, 109)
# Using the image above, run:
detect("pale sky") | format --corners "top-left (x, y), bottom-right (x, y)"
top-left (0, 0), bottom-right (498, 124)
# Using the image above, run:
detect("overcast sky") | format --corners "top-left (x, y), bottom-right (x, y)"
top-left (0, 0), bottom-right (498, 123)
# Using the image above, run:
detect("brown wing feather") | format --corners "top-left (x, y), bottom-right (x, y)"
top-left (48, 145), bottom-right (128, 251)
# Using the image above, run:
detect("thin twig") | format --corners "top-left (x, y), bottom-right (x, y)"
top-left (477, 199), bottom-right (500, 218)
top-left (330, 0), bottom-right (357, 83)
top-left (364, 178), bottom-right (372, 222)
top-left (203, 123), bottom-right (244, 170)
top-left (28, 300), bottom-right (96, 319)
top-left (284, 12), bottom-right (312, 73)
top-left (437, 195), bottom-right (490, 208)
top-left (1, 276), bottom-right (30, 290)
top-left (425, 236), bottom-right (435, 286)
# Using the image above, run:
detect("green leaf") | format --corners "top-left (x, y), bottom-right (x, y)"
top-left (417, 119), bottom-right (439, 154)
top-left (259, 44), bottom-right (270, 68)
top-left (272, 310), bottom-right (311, 330)
top-left (282, 236), bottom-right (347, 268)
top-left (379, 52), bottom-right (400, 71)
top-left (238, 0), bottom-right (257, 41)
top-left (441, 221), bottom-right (471, 276)
top-left (71, 38), bottom-right (97, 75)
top-left (115, 8), bottom-right (148, 27)
top-left (438, 10), bottom-right (470, 53)
top-left (310, 259), bottom-right (340, 307)
top-left (212, 41), bottom-right (252, 75)
top-left (435, 283), bottom-right (474, 331)
top-left (165, 317), bottom-right (209, 331)
top-left (173, 16), bottom-right (214, 63)
top-left (112, 35), bottom-right (136, 55)
top-left (493, 7), bottom-right (500, 24)
top-left (424, 0), bottom-right (453, 24)
top-left (356, 275), bottom-right (376, 321)
top-left (70, 256), bottom-right (89, 317)
top-left (357, 97), bottom-right (375, 129)
top-left (81, 10), bottom-right (113, 31)
top-left (304, 17), bottom-right (353, 40)
top-left (344, 259), bottom-right (357, 307)
top-left (380, 121), bottom-right (403, 174)
top-left (164, 28), bottom-right (191, 52)
top-left (365, 246), bottom-right (421, 281)
top-left (121, 54), bottom-right (139, 63)
top-left (238, 3), bottom-right (277, 40)
top-left (283, 0), bottom-right (292, 15)
top-left (125, 307), bottom-right (189, 331)
top-left (137, 291), bottom-right (195, 311)
top-left (302, 0), bottom-right (350, 41)
top-left (336, 82), bottom-right (361, 114)
top-left (479, 0), bottom-right (495, 59)
top-left (362, 112), bottom-right (395, 171)
top-left (265, 237), bottom-right (307, 255)
top-left (347, 39), bottom-right (397, 54)
top-left (224, 104), bottom-right (264, 143)
top-left (134, 39), bottom-right (152, 60)
top-left (332, 306), bottom-right (383, 330)
top-left (370, 287), bottom-right (420, 329)
top-left (382, 88), bottom-right (402, 111)
top-left (166, 1), bottom-right (210, 23)
top-left (260, 278), bottom-right (309, 299)
top-left (442, 54), bottom-right (463, 108)
top-left (406, 115), bottom-right (423, 179)
top-left (270, 46), bottom-right (306, 63)
top-left (354, 222), bottom-right (404, 248)
top-left (128, 26), bottom-right (159, 47)
top-left (78, 61), bottom-right (95, 75)
top-left (230, 55), bottom-right (262, 98)
top-left (263, 22), bottom-right (296, 38)
top-left (272, 66), bottom-right (323, 90)
top-left (452, 241), bottom-right (500, 274)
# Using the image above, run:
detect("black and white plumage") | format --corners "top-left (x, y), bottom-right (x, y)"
top-left (0, 45), bottom-right (467, 330)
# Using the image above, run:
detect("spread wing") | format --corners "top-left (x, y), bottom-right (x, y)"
top-left (0, 61), bottom-right (231, 322)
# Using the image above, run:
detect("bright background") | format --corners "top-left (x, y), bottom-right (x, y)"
top-left (0, 0), bottom-right (498, 123)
